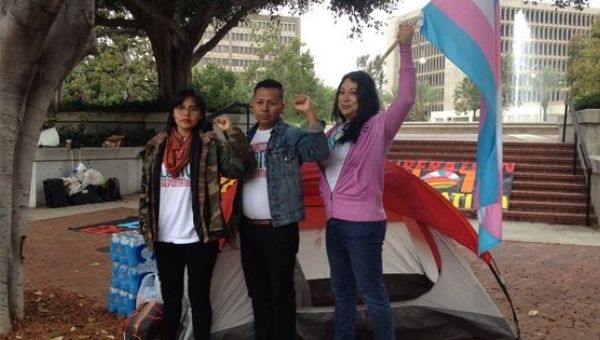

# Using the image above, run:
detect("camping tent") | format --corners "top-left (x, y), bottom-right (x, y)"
top-left (181, 162), bottom-right (517, 339)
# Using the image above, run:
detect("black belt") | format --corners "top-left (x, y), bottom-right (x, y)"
top-left (243, 217), bottom-right (273, 226)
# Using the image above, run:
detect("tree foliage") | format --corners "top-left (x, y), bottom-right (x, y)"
top-left (407, 81), bottom-right (441, 122)
top-left (63, 35), bottom-right (158, 106)
top-left (95, 0), bottom-right (399, 100)
top-left (356, 54), bottom-right (386, 93)
top-left (192, 64), bottom-right (248, 112)
top-left (242, 24), bottom-right (336, 124)
top-left (453, 53), bottom-right (514, 121)
top-left (454, 77), bottom-right (480, 120)
top-left (567, 15), bottom-right (600, 102)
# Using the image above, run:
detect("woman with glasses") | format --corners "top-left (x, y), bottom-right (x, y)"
top-left (138, 87), bottom-right (256, 339)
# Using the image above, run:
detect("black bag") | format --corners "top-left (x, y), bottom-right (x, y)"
top-left (70, 185), bottom-right (104, 205)
top-left (98, 177), bottom-right (121, 202)
top-left (43, 178), bottom-right (70, 208)
top-left (97, 177), bottom-right (121, 201)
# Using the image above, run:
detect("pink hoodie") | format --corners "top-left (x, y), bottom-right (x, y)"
top-left (319, 44), bottom-right (416, 222)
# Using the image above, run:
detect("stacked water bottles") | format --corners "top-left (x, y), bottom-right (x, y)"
top-left (107, 230), bottom-right (156, 316)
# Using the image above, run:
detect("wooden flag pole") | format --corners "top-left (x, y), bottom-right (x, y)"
top-left (381, 16), bottom-right (421, 61)
top-left (381, 40), bottom-right (400, 60)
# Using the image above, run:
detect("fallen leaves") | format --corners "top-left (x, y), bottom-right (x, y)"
top-left (0, 288), bottom-right (122, 340)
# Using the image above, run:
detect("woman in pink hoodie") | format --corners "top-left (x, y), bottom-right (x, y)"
top-left (319, 24), bottom-right (416, 340)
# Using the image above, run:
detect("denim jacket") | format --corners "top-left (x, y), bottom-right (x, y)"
top-left (246, 119), bottom-right (328, 226)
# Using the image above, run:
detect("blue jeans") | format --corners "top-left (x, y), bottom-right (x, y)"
top-left (326, 218), bottom-right (394, 340)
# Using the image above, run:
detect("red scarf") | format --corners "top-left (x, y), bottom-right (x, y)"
top-left (163, 128), bottom-right (192, 177)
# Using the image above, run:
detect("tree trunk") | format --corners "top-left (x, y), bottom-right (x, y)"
top-left (0, 0), bottom-right (95, 334)
top-left (146, 25), bottom-right (193, 101)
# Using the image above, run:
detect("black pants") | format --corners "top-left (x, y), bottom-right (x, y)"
top-left (154, 241), bottom-right (218, 340)
top-left (240, 222), bottom-right (299, 340)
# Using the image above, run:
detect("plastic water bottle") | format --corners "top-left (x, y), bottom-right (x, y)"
top-left (107, 287), bottom-right (118, 313)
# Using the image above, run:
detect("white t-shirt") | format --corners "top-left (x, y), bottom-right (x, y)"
top-left (322, 123), bottom-right (351, 191)
top-left (243, 128), bottom-right (272, 219)
top-left (157, 163), bottom-right (200, 243)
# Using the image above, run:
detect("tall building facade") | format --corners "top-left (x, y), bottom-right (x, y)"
top-left (196, 14), bottom-right (300, 72)
top-left (385, 0), bottom-right (599, 122)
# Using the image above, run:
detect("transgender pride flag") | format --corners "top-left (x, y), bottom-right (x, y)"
top-left (421, 0), bottom-right (503, 255)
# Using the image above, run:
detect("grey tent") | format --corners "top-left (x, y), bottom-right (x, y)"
top-left (178, 162), bottom-right (518, 339)
top-left (175, 220), bottom-right (517, 339)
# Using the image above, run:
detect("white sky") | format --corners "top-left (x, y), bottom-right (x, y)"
top-left (295, 0), bottom-right (600, 87)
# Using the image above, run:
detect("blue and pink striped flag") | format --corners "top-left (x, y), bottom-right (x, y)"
top-left (420, 0), bottom-right (503, 255)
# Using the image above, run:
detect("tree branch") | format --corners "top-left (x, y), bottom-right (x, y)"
top-left (186, 0), bottom-right (221, 45)
top-left (95, 26), bottom-right (145, 38)
top-left (192, 5), bottom-right (256, 66)
top-left (95, 15), bottom-right (140, 30)
top-left (122, 0), bottom-right (189, 44)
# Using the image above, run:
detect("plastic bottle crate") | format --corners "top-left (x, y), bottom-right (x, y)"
top-left (110, 231), bottom-right (149, 266)
top-left (108, 230), bottom-right (157, 315)
top-left (111, 263), bottom-right (155, 295)
top-left (107, 286), bottom-right (136, 316)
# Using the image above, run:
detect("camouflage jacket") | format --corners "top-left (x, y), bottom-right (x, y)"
top-left (138, 127), bottom-right (256, 249)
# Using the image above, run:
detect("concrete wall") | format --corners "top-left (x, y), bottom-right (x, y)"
top-left (591, 156), bottom-right (600, 227)
top-left (30, 147), bottom-right (144, 207)
top-left (575, 109), bottom-right (600, 226)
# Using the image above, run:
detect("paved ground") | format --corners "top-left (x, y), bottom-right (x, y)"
top-left (24, 194), bottom-right (600, 339)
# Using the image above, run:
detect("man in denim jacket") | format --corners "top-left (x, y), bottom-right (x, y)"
top-left (241, 79), bottom-right (328, 340)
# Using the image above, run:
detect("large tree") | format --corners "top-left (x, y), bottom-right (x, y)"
top-left (454, 77), bottom-right (480, 121)
top-left (0, 0), bottom-right (96, 334)
top-left (96, 0), bottom-right (398, 101)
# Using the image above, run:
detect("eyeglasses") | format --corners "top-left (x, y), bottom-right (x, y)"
top-left (175, 105), bottom-right (200, 113)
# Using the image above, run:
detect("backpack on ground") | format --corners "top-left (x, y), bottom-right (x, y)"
top-left (98, 177), bottom-right (121, 201)
top-left (122, 301), bottom-right (163, 340)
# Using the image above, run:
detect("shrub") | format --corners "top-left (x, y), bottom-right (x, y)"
top-left (55, 125), bottom-right (155, 148)
top-left (56, 99), bottom-right (167, 113)
top-left (573, 93), bottom-right (600, 111)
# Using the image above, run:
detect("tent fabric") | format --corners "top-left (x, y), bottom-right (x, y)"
top-left (203, 222), bottom-right (513, 339)
top-left (176, 160), bottom-right (514, 339)
top-left (299, 162), bottom-right (491, 263)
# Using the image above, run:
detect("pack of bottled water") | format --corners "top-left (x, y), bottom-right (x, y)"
top-left (107, 287), bottom-right (136, 316)
top-left (107, 230), bottom-right (156, 316)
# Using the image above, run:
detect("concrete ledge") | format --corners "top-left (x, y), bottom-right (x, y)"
top-left (34, 147), bottom-right (143, 162)
top-left (400, 122), bottom-right (559, 135)
top-left (578, 109), bottom-right (600, 124)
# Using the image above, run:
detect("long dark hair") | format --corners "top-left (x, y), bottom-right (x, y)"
top-left (165, 87), bottom-right (207, 135)
top-left (331, 71), bottom-right (380, 144)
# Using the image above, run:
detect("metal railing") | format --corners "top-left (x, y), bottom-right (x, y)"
top-left (569, 103), bottom-right (593, 226)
